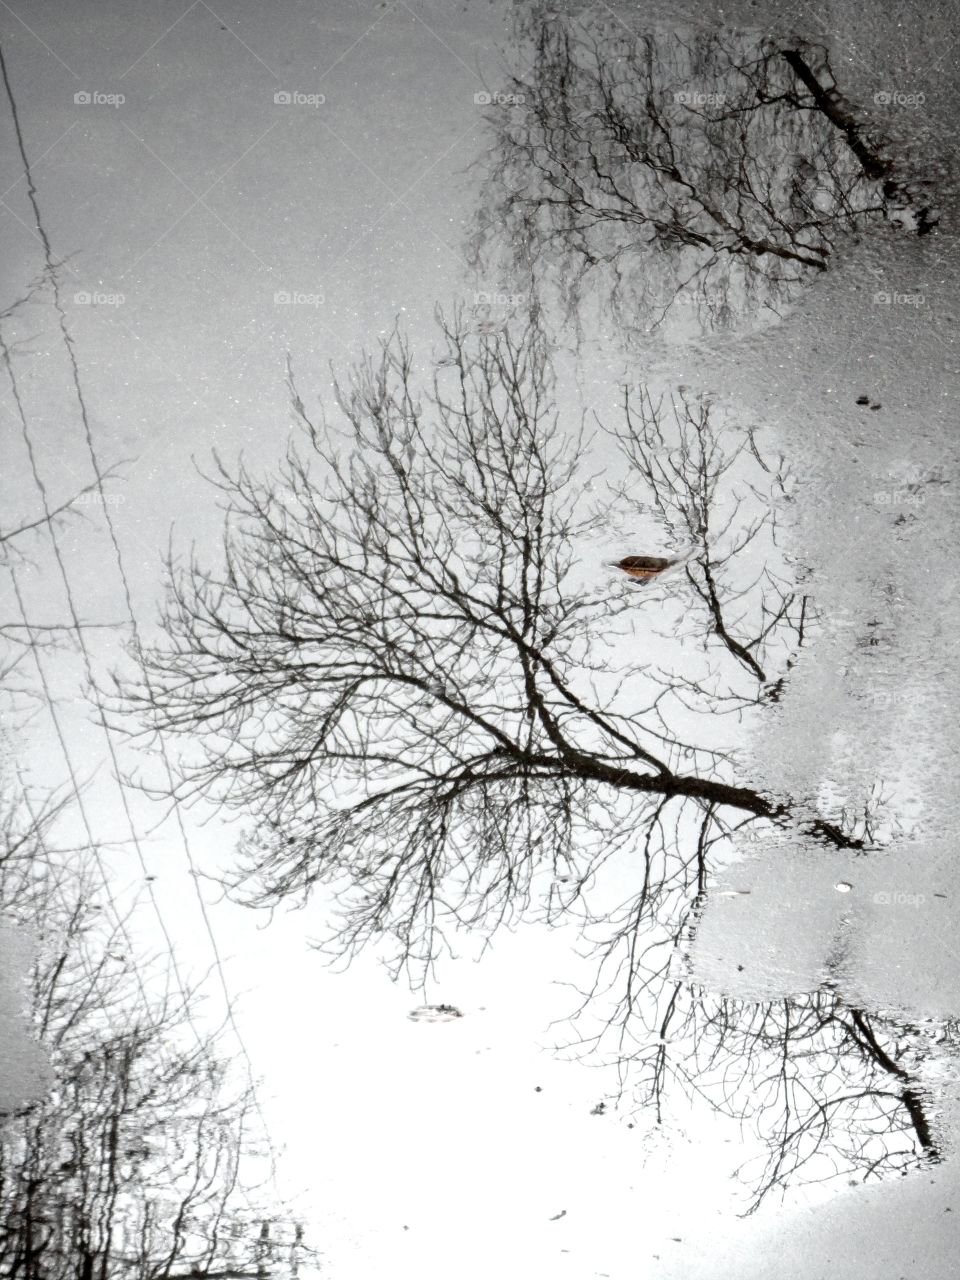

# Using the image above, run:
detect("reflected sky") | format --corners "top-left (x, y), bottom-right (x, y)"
top-left (0, 2), bottom-right (958, 1277)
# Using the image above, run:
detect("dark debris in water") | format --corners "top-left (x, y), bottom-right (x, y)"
top-left (407, 1003), bottom-right (463, 1022)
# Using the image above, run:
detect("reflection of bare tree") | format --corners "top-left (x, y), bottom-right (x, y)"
top-left (0, 785), bottom-right (317, 1277)
top-left (568, 946), bottom-right (945, 1213)
top-left (692, 991), bottom-right (942, 1213)
top-left (604, 383), bottom-right (808, 701)
top-left (559, 392), bottom-right (941, 1209)
top-left (113, 312), bottom-right (943, 1207)
top-left (724, 998), bottom-right (945, 1211)
top-left (472, 17), bottom-right (936, 338)
top-left (0, 268), bottom-right (316, 1273)
top-left (117, 313), bottom-right (861, 967)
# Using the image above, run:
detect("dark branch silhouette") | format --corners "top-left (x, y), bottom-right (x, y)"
top-left (117, 312), bottom-right (866, 991)
top-left (472, 18), bottom-right (936, 339)
top-left (109, 308), bottom-right (946, 1212)
top-left (0, 779), bottom-right (319, 1277)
